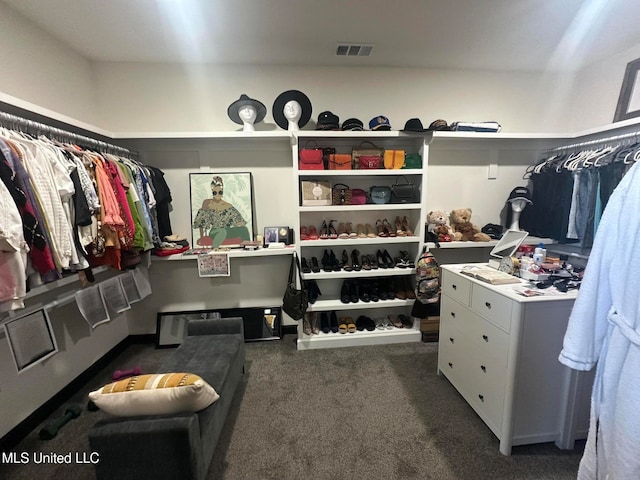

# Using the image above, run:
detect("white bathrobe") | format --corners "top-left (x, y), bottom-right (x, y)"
top-left (559, 160), bottom-right (640, 480)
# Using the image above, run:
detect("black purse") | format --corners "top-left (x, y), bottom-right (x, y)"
top-left (282, 253), bottom-right (309, 320)
top-left (391, 175), bottom-right (418, 203)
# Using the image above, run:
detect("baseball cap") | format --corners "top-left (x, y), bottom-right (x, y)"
top-left (369, 115), bottom-right (391, 131)
top-left (507, 186), bottom-right (533, 204)
top-left (341, 118), bottom-right (364, 131)
top-left (315, 111), bottom-right (340, 130)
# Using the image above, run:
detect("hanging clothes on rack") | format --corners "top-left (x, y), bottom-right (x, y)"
top-left (0, 111), bottom-right (173, 311)
top-left (521, 134), bottom-right (639, 248)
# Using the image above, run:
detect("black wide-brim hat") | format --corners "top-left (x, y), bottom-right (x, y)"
top-left (272, 90), bottom-right (312, 130)
top-left (227, 94), bottom-right (267, 125)
top-left (402, 118), bottom-right (428, 132)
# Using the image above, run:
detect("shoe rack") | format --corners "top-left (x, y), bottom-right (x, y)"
top-left (292, 131), bottom-right (427, 350)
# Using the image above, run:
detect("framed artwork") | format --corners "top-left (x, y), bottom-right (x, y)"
top-left (189, 172), bottom-right (255, 249)
top-left (4, 309), bottom-right (58, 373)
top-left (263, 226), bottom-right (290, 245)
top-left (197, 252), bottom-right (230, 277)
top-left (614, 57), bottom-right (640, 122)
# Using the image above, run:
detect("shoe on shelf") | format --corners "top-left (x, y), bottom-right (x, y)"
top-left (302, 312), bottom-right (313, 335)
top-left (394, 256), bottom-right (409, 268)
top-left (361, 254), bottom-right (371, 270)
top-left (310, 256), bottom-right (321, 273)
top-left (382, 316), bottom-right (393, 330)
top-left (395, 216), bottom-right (407, 237)
top-left (338, 316), bottom-right (348, 334)
top-left (363, 316), bottom-right (376, 331)
top-left (376, 219), bottom-right (388, 237)
top-left (388, 314), bottom-right (404, 328)
top-left (399, 314), bottom-right (414, 328)
top-left (401, 216), bottom-right (415, 236)
top-left (305, 280), bottom-right (321, 304)
top-left (337, 222), bottom-right (349, 239)
top-left (346, 317), bottom-right (357, 333)
top-left (349, 281), bottom-right (360, 303)
top-left (382, 249), bottom-right (395, 269)
top-left (319, 220), bottom-right (329, 240)
top-left (404, 276), bottom-right (416, 299)
top-left (355, 316), bottom-right (367, 331)
top-left (310, 312), bottom-right (320, 334)
top-left (341, 249), bottom-right (352, 272)
top-left (393, 277), bottom-right (407, 300)
top-left (368, 282), bottom-right (380, 302)
top-left (340, 281), bottom-right (351, 303)
top-left (330, 250), bottom-right (341, 271)
top-left (358, 282), bottom-right (371, 302)
top-left (356, 223), bottom-right (367, 238)
top-left (375, 317), bottom-right (386, 330)
top-left (345, 222), bottom-right (358, 238)
top-left (382, 218), bottom-right (396, 237)
top-left (330, 311), bottom-right (339, 333)
top-left (308, 225), bottom-right (319, 240)
top-left (351, 249), bottom-right (362, 271)
top-left (368, 254), bottom-right (379, 269)
top-left (301, 258), bottom-right (312, 273)
top-left (365, 223), bottom-right (377, 238)
top-left (376, 249), bottom-right (387, 269)
top-left (400, 250), bottom-right (415, 269)
top-left (328, 220), bottom-right (338, 239)
top-left (321, 312), bottom-right (330, 334)
top-left (321, 249), bottom-right (332, 272)
top-left (300, 226), bottom-right (309, 241)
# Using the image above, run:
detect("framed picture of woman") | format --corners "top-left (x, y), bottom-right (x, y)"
top-left (189, 172), bottom-right (255, 249)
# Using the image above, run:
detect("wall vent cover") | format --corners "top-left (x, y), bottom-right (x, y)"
top-left (336, 44), bottom-right (374, 56)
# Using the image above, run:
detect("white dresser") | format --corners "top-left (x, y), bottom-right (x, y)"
top-left (438, 264), bottom-right (593, 455)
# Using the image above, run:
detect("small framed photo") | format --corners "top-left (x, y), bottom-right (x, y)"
top-left (264, 226), bottom-right (290, 246)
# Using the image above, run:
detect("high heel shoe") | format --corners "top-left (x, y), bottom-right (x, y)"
top-left (376, 249), bottom-right (387, 269)
top-left (382, 249), bottom-right (394, 269)
top-left (368, 253), bottom-right (379, 269)
top-left (356, 224), bottom-right (367, 238)
top-left (310, 256), bottom-right (321, 273)
top-left (321, 249), bottom-right (332, 272)
top-left (341, 249), bottom-right (352, 272)
top-left (383, 218), bottom-right (396, 237)
top-left (395, 216), bottom-right (407, 237)
top-left (328, 220), bottom-right (338, 239)
top-left (401, 216), bottom-right (414, 236)
top-left (300, 226), bottom-right (309, 241)
top-left (308, 225), bottom-right (319, 240)
top-left (319, 220), bottom-right (329, 240)
top-left (330, 250), bottom-right (340, 271)
top-left (345, 222), bottom-right (358, 238)
top-left (351, 249), bottom-right (362, 271)
top-left (376, 219), bottom-right (388, 237)
top-left (365, 223), bottom-right (377, 238)
top-left (337, 222), bottom-right (348, 239)
top-left (361, 254), bottom-right (371, 270)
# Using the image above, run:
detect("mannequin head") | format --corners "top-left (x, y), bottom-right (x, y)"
top-left (508, 198), bottom-right (528, 230)
top-left (284, 100), bottom-right (302, 131)
top-left (238, 105), bottom-right (257, 131)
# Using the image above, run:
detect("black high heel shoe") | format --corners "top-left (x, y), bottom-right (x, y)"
top-left (322, 249), bottom-right (332, 272)
top-left (330, 250), bottom-right (341, 271)
top-left (328, 220), bottom-right (338, 239)
top-left (341, 249), bottom-right (352, 272)
top-left (376, 249), bottom-right (387, 269)
top-left (310, 256), bottom-right (321, 273)
top-left (351, 249), bottom-right (361, 271)
top-left (382, 249), bottom-right (394, 269)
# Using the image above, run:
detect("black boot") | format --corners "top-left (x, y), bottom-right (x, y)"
top-left (320, 312), bottom-right (330, 333)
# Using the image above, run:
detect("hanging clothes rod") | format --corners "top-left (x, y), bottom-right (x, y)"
top-left (0, 110), bottom-right (135, 157)
top-left (548, 129), bottom-right (640, 153)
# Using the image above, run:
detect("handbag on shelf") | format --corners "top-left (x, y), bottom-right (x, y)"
top-left (299, 140), bottom-right (324, 170)
top-left (391, 175), bottom-right (418, 203)
top-left (352, 188), bottom-right (367, 205)
top-left (369, 185), bottom-right (392, 204)
top-left (282, 253), bottom-right (309, 321)
top-left (332, 183), bottom-right (353, 205)
top-left (384, 149), bottom-right (405, 169)
top-left (352, 141), bottom-right (383, 170)
top-left (403, 153), bottom-right (422, 169)
top-left (322, 147), bottom-right (336, 170)
top-left (328, 153), bottom-right (352, 170)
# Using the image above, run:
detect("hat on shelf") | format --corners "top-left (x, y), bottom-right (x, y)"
top-left (315, 111), bottom-right (340, 130)
top-left (341, 118), bottom-right (364, 131)
top-left (272, 90), bottom-right (312, 130)
top-left (507, 186), bottom-right (533, 204)
top-left (227, 94), bottom-right (267, 125)
top-left (369, 115), bottom-right (391, 131)
top-left (401, 118), bottom-right (428, 132)
top-left (427, 119), bottom-right (451, 131)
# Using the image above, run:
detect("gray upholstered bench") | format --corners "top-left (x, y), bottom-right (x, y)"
top-left (89, 317), bottom-right (245, 480)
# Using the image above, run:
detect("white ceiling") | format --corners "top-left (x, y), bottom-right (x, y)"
top-left (4, 0), bottom-right (640, 72)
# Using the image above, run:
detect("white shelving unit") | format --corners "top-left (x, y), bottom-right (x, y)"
top-left (292, 131), bottom-right (428, 350)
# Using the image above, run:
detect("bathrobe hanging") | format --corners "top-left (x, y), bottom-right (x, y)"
top-left (559, 160), bottom-right (640, 480)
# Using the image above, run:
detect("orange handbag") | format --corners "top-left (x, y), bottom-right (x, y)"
top-left (328, 154), bottom-right (352, 170)
top-left (384, 149), bottom-right (405, 169)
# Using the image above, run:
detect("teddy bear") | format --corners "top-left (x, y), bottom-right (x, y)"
top-left (427, 210), bottom-right (453, 242)
top-left (449, 208), bottom-right (491, 242)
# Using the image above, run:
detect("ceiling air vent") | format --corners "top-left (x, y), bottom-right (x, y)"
top-left (336, 43), bottom-right (374, 57)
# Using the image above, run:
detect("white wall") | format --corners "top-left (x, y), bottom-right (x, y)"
top-left (95, 62), bottom-right (575, 134)
top-left (0, 2), bottom-right (99, 126)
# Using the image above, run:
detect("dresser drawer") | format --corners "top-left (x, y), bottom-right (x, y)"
top-left (471, 285), bottom-right (513, 332)
top-left (465, 311), bottom-right (510, 366)
top-left (442, 270), bottom-right (472, 306)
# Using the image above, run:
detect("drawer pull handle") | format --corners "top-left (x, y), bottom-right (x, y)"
top-left (478, 394), bottom-right (484, 402)
top-left (482, 334), bottom-right (488, 342)
top-left (485, 301), bottom-right (492, 309)
top-left (448, 362), bottom-right (453, 368)
top-left (452, 284), bottom-right (457, 290)
top-left (449, 337), bottom-right (454, 344)
top-left (480, 365), bottom-right (486, 372)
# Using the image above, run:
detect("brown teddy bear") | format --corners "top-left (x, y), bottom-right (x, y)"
top-left (449, 208), bottom-right (491, 242)
top-left (427, 210), bottom-right (453, 242)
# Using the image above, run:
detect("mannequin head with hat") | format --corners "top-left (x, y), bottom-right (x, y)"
top-left (272, 90), bottom-right (312, 131)
top-left (507, 187), bottom-right (532, 231)
top-left (227, 94), bottom-right (267, 132)
top-left (238, 105), bottom-right (257, 131)
top-left (284, 100), bottom-right (302, 131)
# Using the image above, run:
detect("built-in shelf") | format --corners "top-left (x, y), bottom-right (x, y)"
top-left (296, 169), bottom-right (424, 177)
top-left (297, 327), bottom-right (421, 350)
top-left (303, 268), bottom-right (415, 280)
top-left (307, 298), bottom-right (414, 311)
top-left (299, 204), bottom-right (422, 212)
top-left (301, 237), bottom-right (420, 247)
top-left (152, 247), bottom-right (296, 261)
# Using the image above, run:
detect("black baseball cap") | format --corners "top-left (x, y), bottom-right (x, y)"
top-left (507, 186), bottom-right (532, 204)
top-left (315, 111), bottom-right (340, 130)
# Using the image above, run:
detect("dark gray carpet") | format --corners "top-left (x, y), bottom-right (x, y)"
top-left (0, 337), bottom-right (584, 479)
